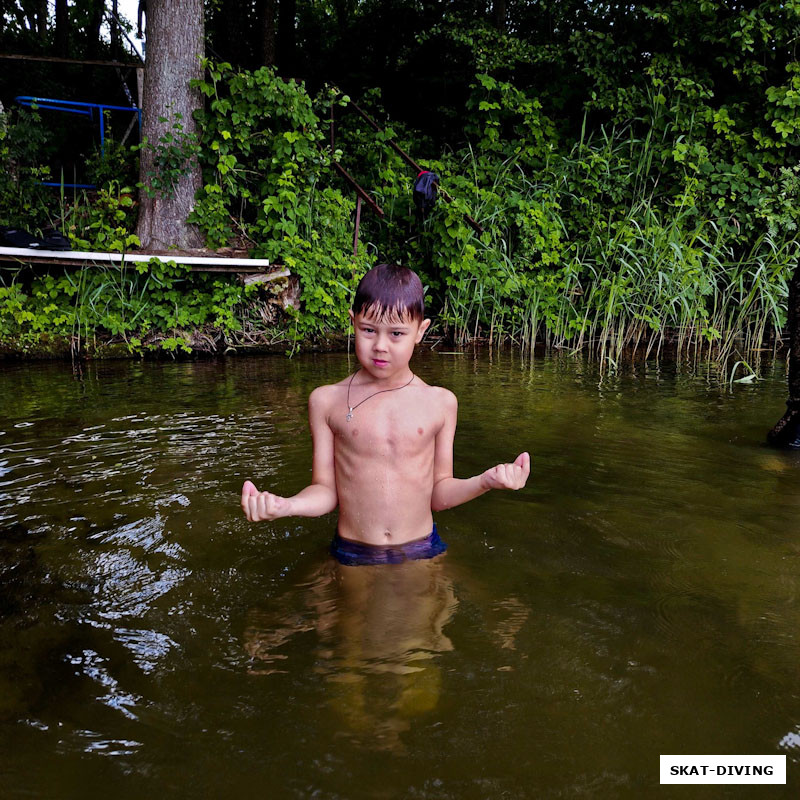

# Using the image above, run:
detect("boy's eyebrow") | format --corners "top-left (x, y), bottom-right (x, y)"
top-left (359, 320), bottom-right (411, 329)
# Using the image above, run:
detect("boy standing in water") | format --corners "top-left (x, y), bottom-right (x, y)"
top-left (241, 263), bottom-right (530, 564)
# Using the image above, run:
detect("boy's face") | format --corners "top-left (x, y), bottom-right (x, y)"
top-left (349, 308), bottom-right (431, 379)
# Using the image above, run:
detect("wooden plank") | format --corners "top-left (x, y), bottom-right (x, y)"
top-left (0, 246), bottom-right (278, 274)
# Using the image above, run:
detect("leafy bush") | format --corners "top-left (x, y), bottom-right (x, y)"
top-left (189, 61), bottom-right (374, 338)
top-left (0, 106), bottom-right (53, 228)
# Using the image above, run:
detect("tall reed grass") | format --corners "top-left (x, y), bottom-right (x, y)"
top-left (429, 120), bottom-right (796, 376)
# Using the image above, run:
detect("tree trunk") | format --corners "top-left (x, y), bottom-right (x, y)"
top-left (136, 0), bottom-right (205, 251)
top-left (493, 0), bottom-right (507, 31)
top-left (277, 0), bottom-right (296, 76)
top-left (260, 0), bottom-right (277, 67)
top-left (37, 0), bottom-right (47, 40)
top-left (86, 0), bottom-right (104, 60)
top-left (55, 0), bottom-right (68, 56)
top-left (110, 0), bottom-right (120, 58)
top-left (768, 264), bottom-right (800, 447)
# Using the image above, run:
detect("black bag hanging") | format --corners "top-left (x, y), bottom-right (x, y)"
top-left (413, 170), bottom-right (440, 220)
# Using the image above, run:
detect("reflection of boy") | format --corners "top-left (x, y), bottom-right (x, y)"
top-left (244, 556), bottom-right (459, 750)
top-left (241, 262), bottom-right (530, 561)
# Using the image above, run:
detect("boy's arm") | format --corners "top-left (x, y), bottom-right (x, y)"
top-left (241, 387), bottom-right (338, 522)
top-left (430, 391), bottom-right (530, 512)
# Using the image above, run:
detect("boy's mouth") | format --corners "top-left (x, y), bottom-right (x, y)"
top-left (372, 359), bottom-right (389, 367)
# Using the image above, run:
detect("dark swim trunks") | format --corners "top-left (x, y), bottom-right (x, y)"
top-left (330, 524), bottom-right (447, 566)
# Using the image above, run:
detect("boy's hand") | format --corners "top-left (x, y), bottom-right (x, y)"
top-left (241, 479), bottom-right (291, 522)
top-left (480, 452), bottom-right (530, 491)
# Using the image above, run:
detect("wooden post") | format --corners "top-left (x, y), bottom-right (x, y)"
top-left (353, 196), bottom-right (362, 256)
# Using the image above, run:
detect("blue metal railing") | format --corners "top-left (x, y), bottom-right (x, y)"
top-left (14, 96), bottom-right (141, 188)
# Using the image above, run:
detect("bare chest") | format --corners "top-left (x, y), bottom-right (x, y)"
top-left (330, 395), bottom-right (440, 458)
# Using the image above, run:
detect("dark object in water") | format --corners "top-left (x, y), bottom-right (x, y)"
top-left (769, 265), bottom-right (800, 447)
top-left (767, 400), bottom-right (800, 448)
top-left (0, 522), bottom-right (35, 543)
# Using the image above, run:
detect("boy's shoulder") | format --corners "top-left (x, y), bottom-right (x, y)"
top-left (308, 377), bottom-right (456, 410)
top-left (410, 380), bottom-right (458, 419)
top-left (415, 380), bottom-right (457, 407)
top-left (308, 381), bottom-right (345, 405)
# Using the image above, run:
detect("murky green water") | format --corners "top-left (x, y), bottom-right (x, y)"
top-left (2, 351), bottom-right (800, 799)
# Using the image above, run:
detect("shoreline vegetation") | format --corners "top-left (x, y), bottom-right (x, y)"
top-left (3, 5), bottom-right (799, 376)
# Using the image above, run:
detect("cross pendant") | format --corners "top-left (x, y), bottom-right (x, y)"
top-left (346, 409), bottom-right (353, 421)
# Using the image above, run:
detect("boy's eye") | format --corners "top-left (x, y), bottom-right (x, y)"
top-left (392, 331), bottom-right (405, 337)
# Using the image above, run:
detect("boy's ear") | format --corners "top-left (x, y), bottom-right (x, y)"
top-left (415, 318), bottom-right (432, 343)
top-left (348, 309), bottom-right (355, 325)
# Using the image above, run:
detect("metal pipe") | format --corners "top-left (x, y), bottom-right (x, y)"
top-left (0, 53), bottom-right (141, 68)
top-left (332, 163), bottom-right (385, 218)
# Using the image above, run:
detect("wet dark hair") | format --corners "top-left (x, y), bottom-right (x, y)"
top-left (352, 263), bottom-right (425, 323)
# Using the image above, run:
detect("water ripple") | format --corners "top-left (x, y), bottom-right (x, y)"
top-left (88, 548), bottom-right (190, 620)
top-left (64, 649), bottom-right (141, 720)
top-left (112, 627), bottom-right (179, 674)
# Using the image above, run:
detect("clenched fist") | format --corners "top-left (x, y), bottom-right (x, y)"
top-left (479, 452), bottom-right (531, 491)
top-left (241, 479), bottom-right (292, 522)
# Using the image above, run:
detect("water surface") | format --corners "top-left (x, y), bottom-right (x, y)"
top-left (1, 351), bottom-right (799, 798)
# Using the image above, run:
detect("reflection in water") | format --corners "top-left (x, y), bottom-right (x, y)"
top-left (245, 554), bottom-right (458, 751)
top-left (245, 553), bottom-right (531, 752)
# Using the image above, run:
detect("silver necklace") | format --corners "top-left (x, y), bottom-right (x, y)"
top-left (346, 369), bottom-right (415, 421)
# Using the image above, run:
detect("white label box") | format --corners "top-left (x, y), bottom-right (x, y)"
top-left (660, 755), bottom-right (786, 784)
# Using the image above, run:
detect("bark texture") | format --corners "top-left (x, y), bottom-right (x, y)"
top-left (136, 0), bottom-right (204, 250)
top-left (260, 0), bottom-right (277, 67)
top-left (767, 264), bottom-right (800, 447)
